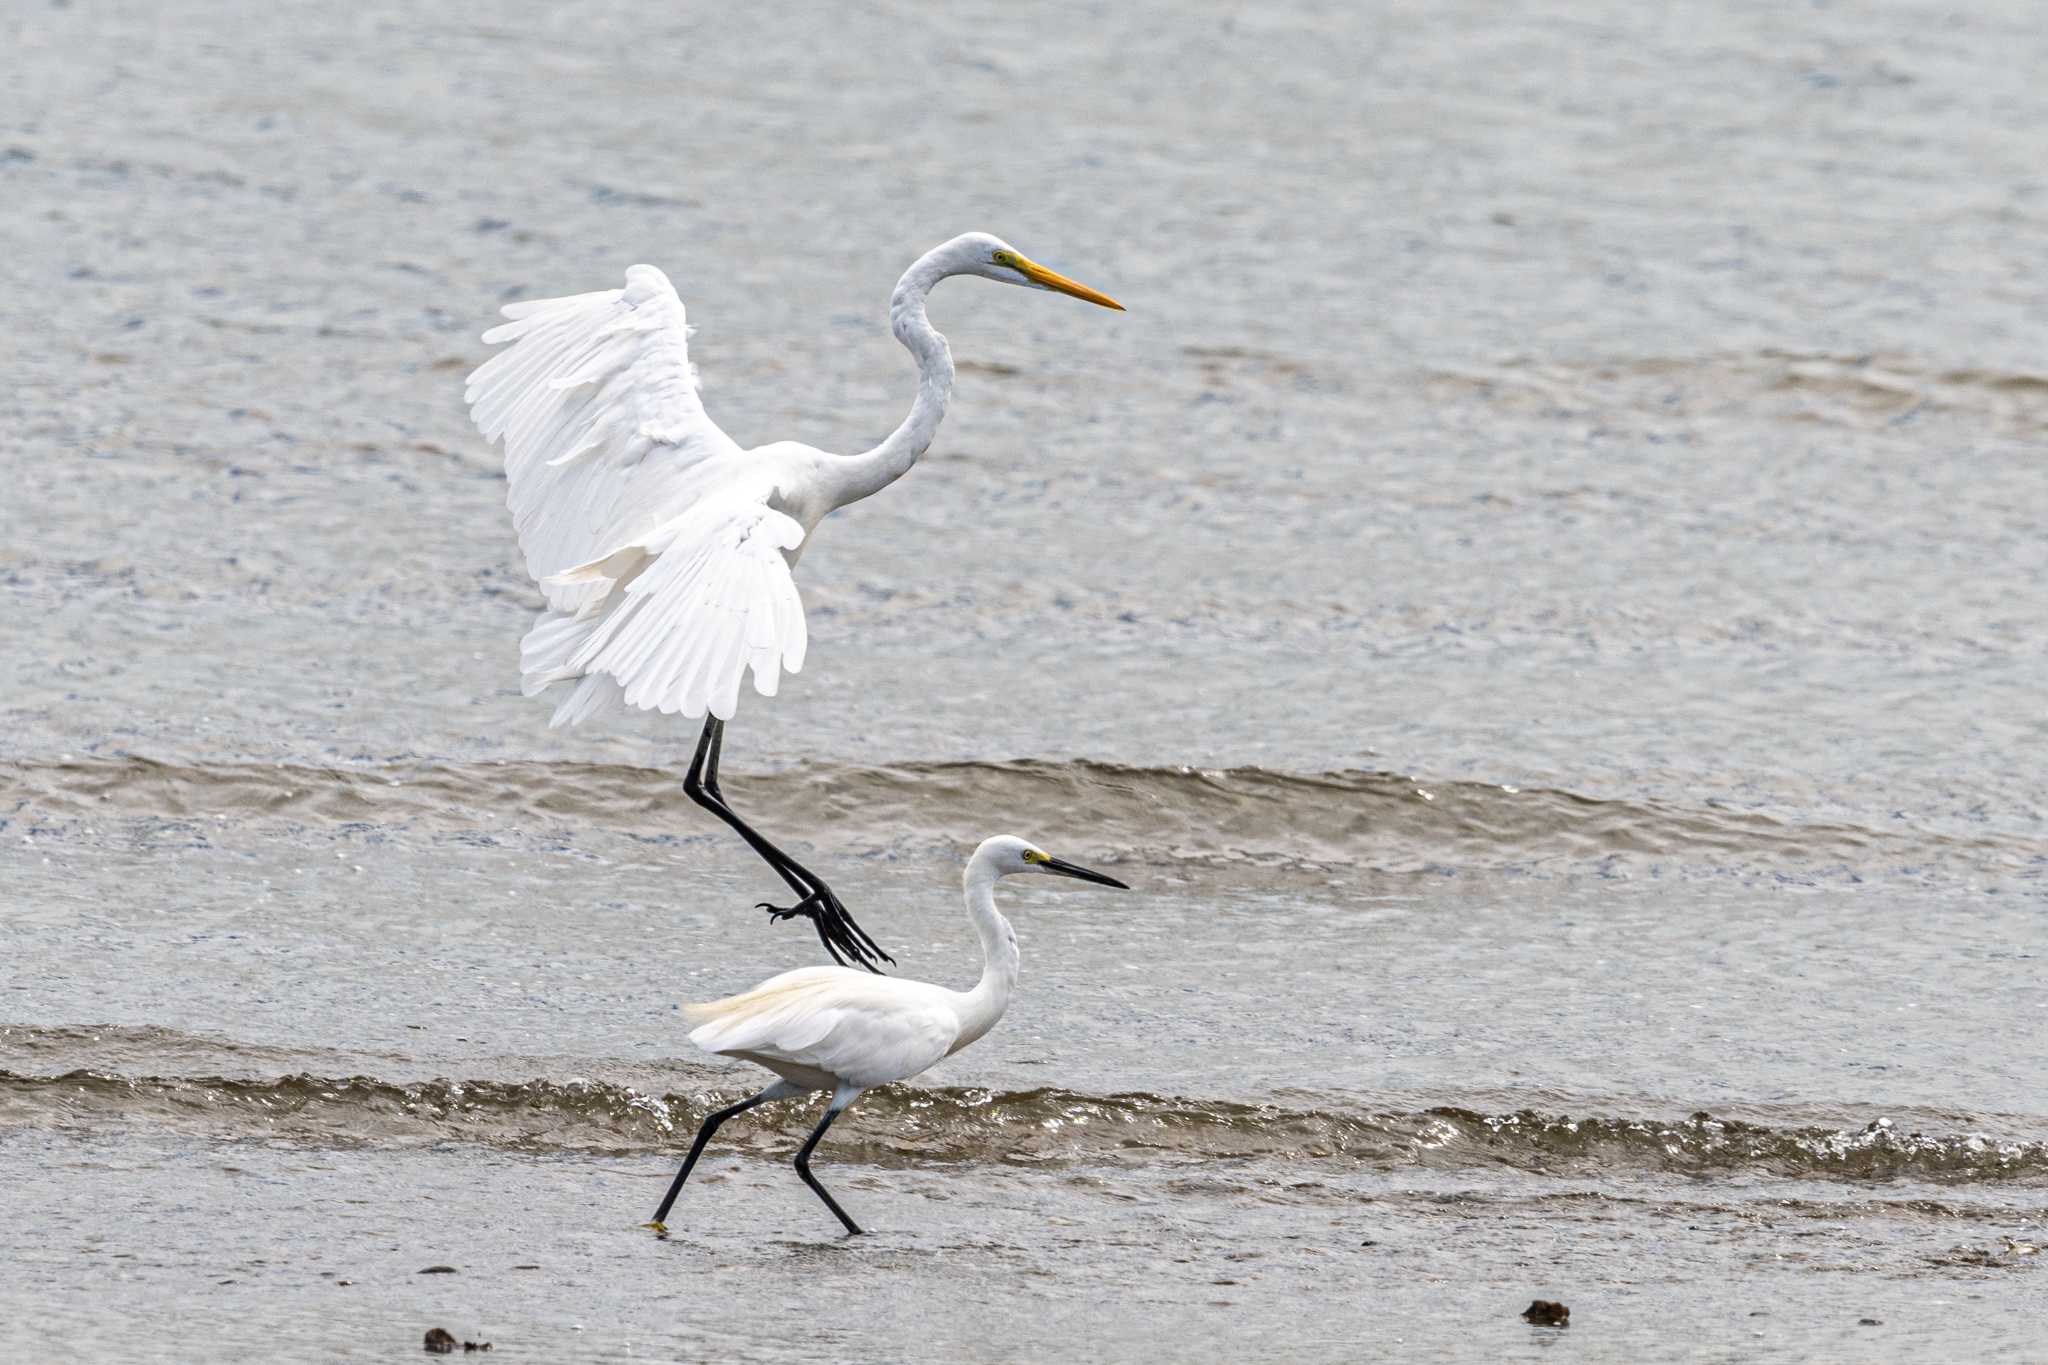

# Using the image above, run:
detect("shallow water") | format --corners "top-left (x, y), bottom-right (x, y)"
top-left (4, 0), bottom-right (2046, 1360)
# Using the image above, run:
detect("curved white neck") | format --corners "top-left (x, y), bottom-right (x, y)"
top-left (830, 249), bottom-right (955, 510)
top-left (949, 856), bottom-right (1018, 1054)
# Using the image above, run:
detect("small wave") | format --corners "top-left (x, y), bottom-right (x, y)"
top-left (1420, 350), bottom-right (2048, 434)
top-left (6, 755), bottom-right (2032, 876)
top-left (4, 1068), bottom-right (2043, 1185)
top-left (0, 1023), bottom-right (417, 1075)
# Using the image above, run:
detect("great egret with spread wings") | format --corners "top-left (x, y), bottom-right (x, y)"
top-left (465, 235), bottom-right (1122, 972)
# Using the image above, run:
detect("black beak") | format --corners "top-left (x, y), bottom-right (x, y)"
top-left (1042, 856), bottom-right (1129, 890)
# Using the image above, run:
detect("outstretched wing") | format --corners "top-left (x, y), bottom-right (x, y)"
top-left (469, 264), bottom-right (810, 726)
top-left (465, 264), bottom-right (744, 598)
top-left (520, 491), bottom-right (809, 725)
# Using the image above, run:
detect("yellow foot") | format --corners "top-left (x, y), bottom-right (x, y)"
top-left (640, 1220), bottom-right (669, 1236)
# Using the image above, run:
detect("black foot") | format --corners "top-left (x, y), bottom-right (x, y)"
top-left (757, 888), bottom-right (896, 973)
top-left (757, 894), bottom-right (815, 925)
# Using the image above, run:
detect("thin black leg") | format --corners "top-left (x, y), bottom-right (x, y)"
top-left (684, 718), bottom-right (807, 900)
top-left (647, 1082), bottom-right (793, 1229)
top-left (681, 717), bottom-right (895, 973)
top-left (700, 718), bottom-right (728, 802)
top-left (793, 1099), bottom-right (862, 1236)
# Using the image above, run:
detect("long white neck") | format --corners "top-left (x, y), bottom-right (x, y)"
top-left (949, 853), bottom-right (1019, 1054)
top-left (829, 248), bottom-right (955, 510)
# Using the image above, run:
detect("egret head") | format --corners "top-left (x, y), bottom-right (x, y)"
top-left (941, 233), bottom-right (1124, 311)
top-left (975, 834), bottom-right (1130, 887)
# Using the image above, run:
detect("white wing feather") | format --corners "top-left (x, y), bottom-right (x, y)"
top-left (520, 493), bottom-right (808, 725)
top-left (465, 264), bottom-right (744, 598)
top-left (470, 265), bottom-right (814, 726)
top-left (686, 968), bottom-right (961, 1089)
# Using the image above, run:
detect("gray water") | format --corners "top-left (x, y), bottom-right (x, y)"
top-left (4, 0), bottom-right (2046, 1359)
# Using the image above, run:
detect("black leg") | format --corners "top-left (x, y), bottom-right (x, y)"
top-left (647, 1081), bottom-right (794, 1230)
top-left (700, 718), bottom-right (728, 802)
top-left (793, 1098), bottom-right (862, 1236)
top-left (681, 717), bottom-right (895, 973)
top-left (684, 717), bottom-right (806, 899)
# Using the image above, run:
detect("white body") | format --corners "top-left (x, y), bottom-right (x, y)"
top-left (463, 236), bottom-right (1116, 729)
top-left (684, 837), bottom-right (1034, 1092)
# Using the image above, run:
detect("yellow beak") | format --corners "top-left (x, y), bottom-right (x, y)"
top-left (1013, 256), bottom-right (1125, 311)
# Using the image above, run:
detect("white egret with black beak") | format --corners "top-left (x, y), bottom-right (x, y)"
top-left (465, 238), bottom-right (1123, 971)
top-left (646, 835), bottom-right (1128, 1236)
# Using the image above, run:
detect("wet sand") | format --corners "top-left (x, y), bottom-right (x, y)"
top-left (4, 0), bottom-right (2046, 1359)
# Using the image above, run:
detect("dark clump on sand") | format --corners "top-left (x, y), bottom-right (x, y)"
top-left (418, 1265), bottom-right (458, 1275)
top-left (1522, 1300), bottom-right (1571, 1327)
top-left (424, 1327), bottom-right (493, 1353)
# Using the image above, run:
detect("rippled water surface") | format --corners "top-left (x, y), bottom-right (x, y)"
top-left (4, 1), bottom-right (2046, 1360)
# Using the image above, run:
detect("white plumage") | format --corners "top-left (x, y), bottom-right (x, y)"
top-left (647, 835), bottom-right (1129, 1236)
top-left (521, 493), bottom-right (809, 726)
top-left (466, 265), bottom-right (808, 724)
top-left (465, 236), bottom-right (1122, 972)
top-left (470, 265), bottom-right (736, 591)
top-left (683, 835), bottom-right (1052, 1090)
top-left (685, 965), bottom-right (961, 1092)
top-left (465, 237), bottom-right (1121, 729)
